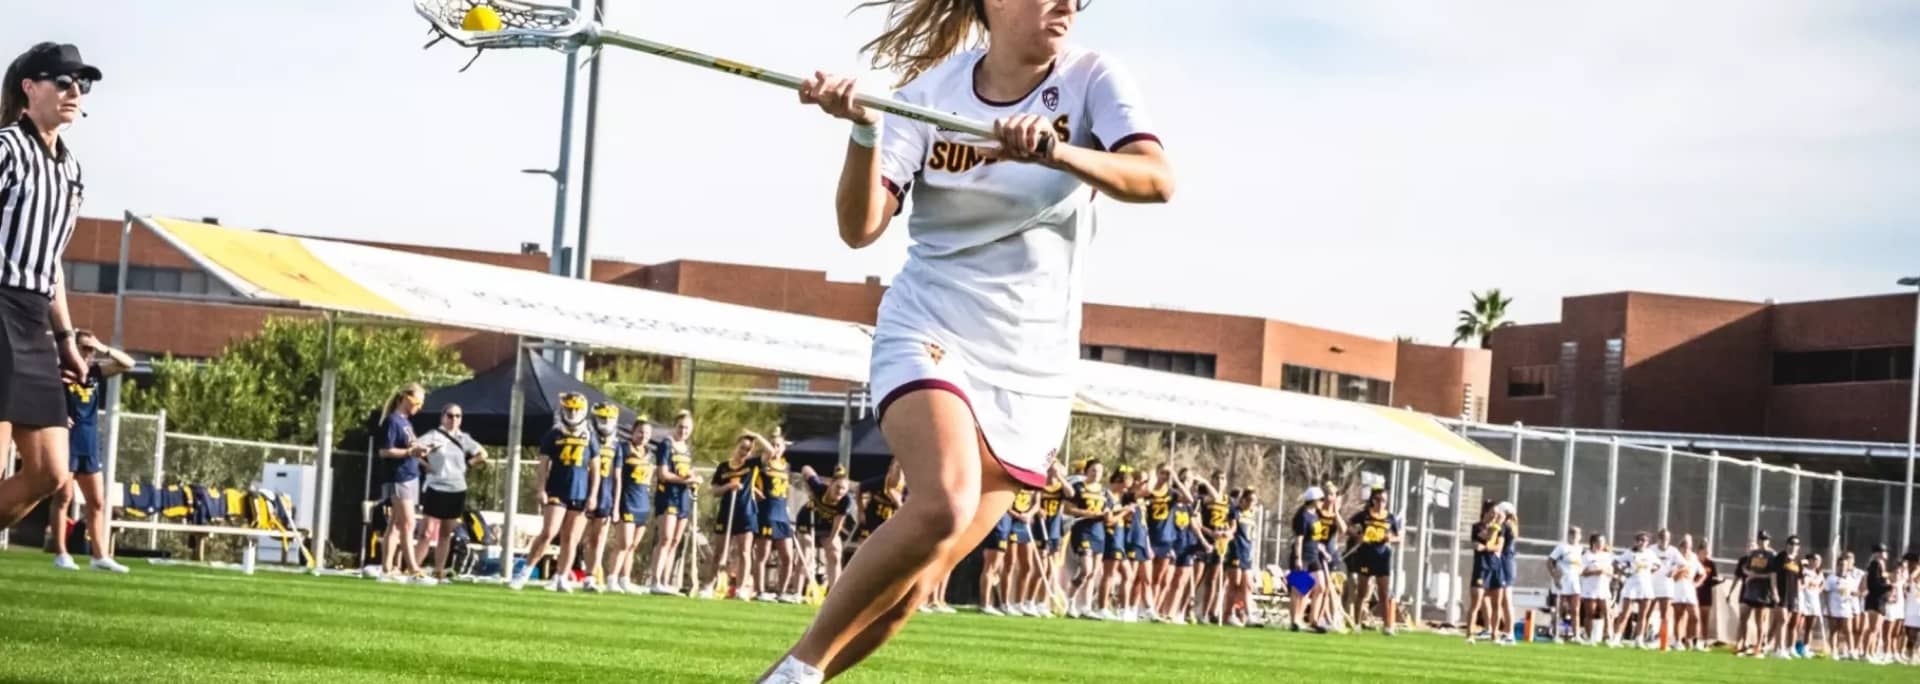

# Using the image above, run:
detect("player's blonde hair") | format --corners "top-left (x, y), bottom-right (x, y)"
top-left (857, 0), bottom-right (985, 88)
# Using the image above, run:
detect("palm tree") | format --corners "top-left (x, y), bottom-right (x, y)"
top-left (1452, 289), bottom-right (1515, 348)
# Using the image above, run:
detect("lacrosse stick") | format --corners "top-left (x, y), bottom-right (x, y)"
top-left (416, 0), bottom-right (1051, 155)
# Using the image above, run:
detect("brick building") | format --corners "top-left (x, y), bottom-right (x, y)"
top-left (61, 216), bottom-right (1489, 419)
top-left (1488, 291), bottom-right (1918, 442)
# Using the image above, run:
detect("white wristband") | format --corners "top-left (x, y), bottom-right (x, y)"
top-left (850, 119), bottom-right (881, 148)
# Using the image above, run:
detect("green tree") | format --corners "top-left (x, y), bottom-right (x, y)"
top-left (1452, 288), bottom-right (1515, 349)
top-left (127, 317), bottom-right (469, 446)
top-left (586, 357), bottom-right (785, 466)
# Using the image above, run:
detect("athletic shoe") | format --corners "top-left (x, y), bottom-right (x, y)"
top-left (1066, 606), bottom-right (1083, 619)
top-left (52, 554), bottom-right (79, 571)
top-left (981, 605), bottom-right (1004, 616)
top-left (1227, 616), bottom-right (1246, 628)
top-left (508, 572), bottom-right (529, 591)
top-left (583, 578), bottom-right (604, 593)
top-left (917, 604), bottom-right (934, 614)
top-left (413, 574), bottom-right (438, 586)
top-left (1383, 627), bottom-right (1398, 637)
top-left (780, 594), bottom-right (802, 604)
top-left (758, 655), bottom-right (825, 684)
top-left (378, 573), bottom-right (401, 584)
top-left (628, 583), bottom-right (653, 596)
top-left (936, 605), bottom-right (956, 614)
top-left (89, 557), bottom-right (130, 574)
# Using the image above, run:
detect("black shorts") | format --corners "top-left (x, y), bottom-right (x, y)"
top-left (1776, 585), bottom-right (1800, 614)
top-left (1175, 543), bottom-right (1203, 568)
top-left (69, 448), bottom-right (102, 475)
top-left (1865, 591), bottom-right (1889, 614)
top-left (1353, 545), bottom-right (1392, 577)
top-left (1740, 581), bottom-right (1775, 608)
top-left (0, 288), bottom-right (64, 428)
top-left (421, 487), bottom-right (466, 520)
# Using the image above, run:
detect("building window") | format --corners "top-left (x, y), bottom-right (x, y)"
top-left (1281, 363), bottom-right (1391, 405)
top-left (1773, 346), bottom-right (1914, 385)
top-left (61, 261), bottom-right (237, 298)
top-left (1508, 364), bottom-right (1554, 398)
top-left (1082, 344), bottom-right (1217, 379)
top-left (777, 376), bottom-right (810, 393)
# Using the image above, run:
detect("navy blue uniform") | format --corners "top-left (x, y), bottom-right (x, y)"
top-left (712, 459), bottom-right (758, 536)
top-left (1037, 481), bottom-right (1068, 552)
top-left (615, 440), bottom-right (652, 524)
top-left (799, 476), bottom-right (851, 546)
top-left (1202, 499), bottom-right (1235, 566)
top-left (1470, 521), bottom-right (1510, 589)
top-left (1006, 489), bottom-right (1037, 546)
top-left (752, 455), bottom-right (793, 540)
top-left (1348, 507), bottom-right (1401, 577)
top-left (1290, 505), bottom-right (1323, 571)
top-left (1225, 504), bottom-right (1253, 570)
top-left (856, 478), bottom-right (901, 541)
top-left (652, 438), bottom-right (694, 519)
top-left (1146, 483), bottom-right (1176, 558)
top-left (538, 426), bottom-right (597, 511)
top-left (1173, 502), bottom-right (1203, 568)
top-left (1069, 481), bottom-right (1108, 555)
top-left (64, 363), bottom-right (104, 474)
top-left (1103, 491), bottom-right (1127, 561)
top-left (1499, 521), bottom-right (1518, 586)
top-left (1126, 493), bottom-right (1152, 561)
top-left (587, 437), bottom-right (617, 518)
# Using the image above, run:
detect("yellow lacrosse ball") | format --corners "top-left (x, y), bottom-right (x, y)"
top-left (462, 5), bottom-right (504, 32)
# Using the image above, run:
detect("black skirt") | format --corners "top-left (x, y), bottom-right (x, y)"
top-left (0, 287), bottom-right (64, 428)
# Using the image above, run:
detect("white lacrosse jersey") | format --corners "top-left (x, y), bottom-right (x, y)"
top-left (875, 46), bottom-right (1159, 397)
top-left (1549, 542), bottom-right (1582, 577)
top-left (1660, 545), bottom-right (1684, 577)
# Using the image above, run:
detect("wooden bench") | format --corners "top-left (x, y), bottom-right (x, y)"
top-left (111, 520), bottom-right (306, 575)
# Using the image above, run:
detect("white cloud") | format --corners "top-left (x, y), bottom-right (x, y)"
top-left (7, 0), bottom-right (1916, 343)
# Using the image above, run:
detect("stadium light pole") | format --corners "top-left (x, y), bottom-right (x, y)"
top-left (1899, 275), bottom-right (1919, 551)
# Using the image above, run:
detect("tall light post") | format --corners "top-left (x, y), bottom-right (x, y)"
top-left (1899, 275), bottom-right (1919, 551)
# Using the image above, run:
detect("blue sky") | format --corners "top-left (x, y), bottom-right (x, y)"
top-left (8, 1), bottom-right (1917, 342)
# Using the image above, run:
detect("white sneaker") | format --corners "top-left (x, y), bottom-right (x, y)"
top-left (781, 594), bottom-right (802, 604)
top-left (547, 576), bottom-right (574, 593)
top-left (629, 582), bottom-right (653, 596)
top-left (412, 574), bottom-right (438, 586)
top-left (53, 554), bottom-right (79, 571)
top-left (377, 573), bottom-right (400, 584)
top-left (508, 572), bottom-right (529, 591)
top-left (584, 578), bottom-right (604, 593)
top-left (981, 605), bottom-right (1004, 616)
top-left (936, 605), bottom-right (957, 614)
top-left (758, 655), bottom-right (825, 684)
top-left (1066, 606), bottom-right (1083, 619)
top-left (917, 604), bottom-right (933, 614)
top-left (1227, 616), bottom-right (1246, 627)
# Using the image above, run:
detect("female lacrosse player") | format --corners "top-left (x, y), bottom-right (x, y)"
top-left (1884, 551), bottom-right (1909, 664)
top-left (378, 383), bottom-right (431, 583)
top-left (1466, 501), bottom-right (1506, 644)
top-left (1036, 461), bottom-right (1071, 608)
top-left (581, 403), bottom-right (621, 593)
top-left (648, 410), bottom-right (696, 594)
top-left (1547, 527), bottom-right (1584, 642)
top-left (1612, 532), bottom-right (1658, 648)
top-left (1143, 464), bottom-right (1177, 620)
top-left (710, 433), bottom-right (763, 599)
top-left (609, 414), bottom-right (653, 594)
top-left (799, 465), bottom-right (855, 591)
top-left (1902, 552), bottom-right (1920, 663)
top-left (1006, 485), bottom-right (1043, 615)
top-left (768, 0), bottom-right (1171, 675)
top-left (1650, 529), bottom-right (1679, 649)
top-left (1767, 536), bottom-right (1805, 658)
top-left (1669, 534), bottom-right (1703, 651)
top-left (0, 43), bottom-right (99, 533)
top-left (1348, 486), bottom-right (1401, 635)
top-left (749, 430), bottom-right (802, 603)
top-left (509, 392), bottom-right (599, 592)
top-left (49, 331), bottom-right (132, 573)
top-left (1827, 551), bottom-right (1861, 660)
top-left (1578, 533), bottom-right (1613, 645)
top-left (1064, 459), bottom-right (1108, 618)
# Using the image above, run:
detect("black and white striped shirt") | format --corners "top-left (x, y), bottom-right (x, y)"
top-left (0, 116), bottom-right (84, 297)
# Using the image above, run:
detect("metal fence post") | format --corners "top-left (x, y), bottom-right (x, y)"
top-left (1448, 466), bottom-right (1466, 625)
top-left (1605, 438), bottom-right (1620, 543)
top-left (1658, 446), bottom-right (1673, 531)
top-left (1559, 429), bottom-right (1576, 536)
top-left (1507, 424), bottom-right (1522, 511)
top-left (1705, 452), bottom-right (1720, 557)
top-left (1391, 459), bottom-right (1407, 600)
top-left (1414, 464), bottom-right (1432, 625)
top-left (1788, 465), bottom-right (1801, 537)
top-left (1829, 471), bottom-right (1843, 564)
top-left (150, 408), bottom-right (167, 548)
top-left (1747, 459), bottom-right (1762, 541)
top-left (500, 342), bottom-right (526, 579)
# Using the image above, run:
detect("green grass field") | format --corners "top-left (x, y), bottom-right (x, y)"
top-left (0, 549), bottom-right (1907, 683)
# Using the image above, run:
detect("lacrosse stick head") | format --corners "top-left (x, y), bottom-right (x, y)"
top-left (415, 0), bottom-right (592, 51)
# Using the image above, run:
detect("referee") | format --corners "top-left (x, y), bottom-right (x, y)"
top-left (0, 42), bottom-right (99, 530)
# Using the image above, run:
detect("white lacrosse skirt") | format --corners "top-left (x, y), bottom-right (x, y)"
top-left (1554, 574), bottom-right (1581, 597)
top-left (1672, 582), bottom-right (1698, 606)
top-left (1580, 575), bottom-right (1610, 601)
top-left (1620, 574), bottom-right (1656, 601)
top-left (868, 333), bottom-right (1067, 489)
top-left (1652, 575), bottom-right (1675, 601)
top-left (1906, 594), bottom-right (1920, 628)
top-left (1828, 593), bottom-right (1855, 619)
top-left (1797, 589), bottom-right (1821, 617)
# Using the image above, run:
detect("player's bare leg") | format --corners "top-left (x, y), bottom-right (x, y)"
top-left (761, 392), bottom-right (1015, 680)
top-left (510, 504), bottom-right (568, 589)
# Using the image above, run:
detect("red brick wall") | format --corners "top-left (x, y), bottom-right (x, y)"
top-left (67, 292), bottom-right (314, 359)
top-left (1771, 293), bottom-right (1913, 350)
top-left (1488, 321), bottom-right (1567, 427)
top-left (1258, 320), bottom-right (1396, 388)
top-left (1767, 383), bottom-right (1911, 441)
top-left (665, 260), bottom-right (887, 325)
top-left (1081, 304), bottom-right (1266, 385)
top-left (1394, 342), bottom-right (1491, 420)
top-left (1621, 293), bottom-right (1770, 434)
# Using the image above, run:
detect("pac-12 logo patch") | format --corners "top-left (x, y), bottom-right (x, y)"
top-left (1042, 86), bottom-right (1059, 111)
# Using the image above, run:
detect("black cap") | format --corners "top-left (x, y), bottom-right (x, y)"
top-left (19, 44), bottom-right (102, 81)
top-left (1785, 535), bottom-right (1800, 546)
top-left (1873, 543), bottom-right (1888, 554)
top-left (1756, 530), bottom-right (1771, 542)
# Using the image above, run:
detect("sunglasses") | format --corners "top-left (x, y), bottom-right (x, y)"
top-left (35, 73), bottom-right (94, 95)
top-left (445, 413), bottom-right (463, 418)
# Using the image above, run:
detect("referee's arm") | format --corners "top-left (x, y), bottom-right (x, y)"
top-left (50, 262), bottom-right (86, 383)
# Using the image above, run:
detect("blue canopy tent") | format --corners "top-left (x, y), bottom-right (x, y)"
top-left (782, 417), bottom-right (892, 484)
top-left (412, 349), bottom-right (638, 446)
